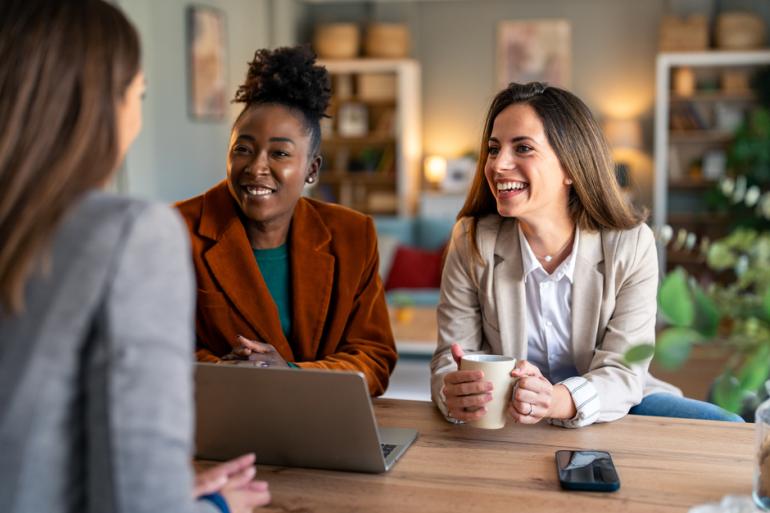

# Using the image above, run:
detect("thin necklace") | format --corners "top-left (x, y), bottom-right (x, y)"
top-left (535, 231), bottom-right (574, 263)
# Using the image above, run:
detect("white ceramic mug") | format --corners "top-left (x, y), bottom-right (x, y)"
top-left (460, 354), bottom-right (517, 429)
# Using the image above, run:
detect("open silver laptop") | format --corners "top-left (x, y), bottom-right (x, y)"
top-left (194, 363), bottom-right (418, 473)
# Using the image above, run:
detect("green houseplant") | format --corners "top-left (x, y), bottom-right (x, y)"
top-left (626, 67), bottom-right (770, 418)
top-left (625, 229), bottom-right (770, 417)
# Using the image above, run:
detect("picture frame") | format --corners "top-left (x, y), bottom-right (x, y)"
top-left (187, 5), bottom-right (227, 120)
top-left (337, 102), bottom-right (369, 138)
top-left (497, 19), bottom-right (571, 90)
top-left (442, 157), bottom-right (476, 193)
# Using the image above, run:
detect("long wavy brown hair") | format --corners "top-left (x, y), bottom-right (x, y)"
top-left (458, 82), bottom-right (646, 257)
top-left (0, 0), bottom-right (140, 314)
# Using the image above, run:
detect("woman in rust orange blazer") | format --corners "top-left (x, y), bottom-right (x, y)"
top-left (176, 46), bottom-right (397, 396)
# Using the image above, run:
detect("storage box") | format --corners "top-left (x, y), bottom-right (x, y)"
top-left (364, 23), bottom-right (410, 58)
top-left (716, 12), bottom-right (766, 49)
top-left (721, 69), bottom-right (751, 94)
top-left (314, 23), bottom-right (360, 59)
top-left (659, 15), bottom-right (708, 51)
top-left (356, 73), bottom-right (396, 101)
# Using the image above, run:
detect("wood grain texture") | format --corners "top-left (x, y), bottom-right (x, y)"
top-left (198, 399), bottom-right (755, 513)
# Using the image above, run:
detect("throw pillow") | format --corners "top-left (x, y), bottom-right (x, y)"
top-left (384, 244), bottom-right (445, 290)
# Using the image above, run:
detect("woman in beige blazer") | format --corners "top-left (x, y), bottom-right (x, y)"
top-left (431, 82), bottom-right (742, 427)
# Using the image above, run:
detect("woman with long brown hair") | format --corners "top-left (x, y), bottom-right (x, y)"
top-left (0, 1), bottom-right (270, 511)
top-left (431, 82), bottom-right (742, 426)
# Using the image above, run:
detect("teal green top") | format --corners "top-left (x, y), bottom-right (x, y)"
top-left (253, 244), bottom-right (292, 340)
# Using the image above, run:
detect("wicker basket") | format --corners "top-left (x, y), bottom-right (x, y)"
top-left (659, 15), bottom-right (708, 51)
top-left (314, 23), bottom-right (360, 59)
top-left (716, 12), bottom-right (766, 50)
top-left (364, 23), bottom-right (410, 58)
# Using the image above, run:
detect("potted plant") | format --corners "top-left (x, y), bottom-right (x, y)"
top-left (626, 67), bottom-right (770, 419)
top-left (626, 226), bottom-right (770, 419)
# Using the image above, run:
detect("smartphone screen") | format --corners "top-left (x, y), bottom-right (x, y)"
top-left (555, 450), bottom-right (620, 492)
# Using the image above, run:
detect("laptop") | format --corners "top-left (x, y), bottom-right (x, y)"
top-left (194, 363), bottom-right (418, 473)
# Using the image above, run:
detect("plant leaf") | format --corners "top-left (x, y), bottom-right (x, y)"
top-left (763, 287), bottom-right (770, 322)
top-left (658, 269), bottom-right (694, 327)
top-left (712, 372), bottom-right (743, 413)
top-left (706, 241), bottom-right (736, 270)
top-left (624, 344), bottom-right (655, 364)
top-left (654, 327), bottom-right (700, 369)
top-left (737, 344), bottom-right (770, 394)
top-left (692, 283), bottom-right (720, 338)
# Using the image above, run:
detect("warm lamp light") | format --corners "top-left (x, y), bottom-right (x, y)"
top-left (603, 118), bottom-right (642, 150)
top-left (424, 155), bottom-right (447, 187)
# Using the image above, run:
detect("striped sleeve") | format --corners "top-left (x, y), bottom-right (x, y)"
top-left (549, 376), bottom-right (601, 428)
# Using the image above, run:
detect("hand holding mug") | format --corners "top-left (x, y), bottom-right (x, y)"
top-left (508, 360), bottom-right (554, 424)
top-left (441, 343), bottom-right (493, 422)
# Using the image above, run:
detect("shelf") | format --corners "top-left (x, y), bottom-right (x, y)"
top-left (667, 212), bottom-right (729, 224)
top-left (320, 172), bottom-right (396, 185)
top-left (669, 130), bottom-right (734, 143)
top-left (668, 179), bottom-right (718, 190)
top-left (332, 97), bottom-right (397, 107)
top-left (671, 91), bottom-right (755, 103)
top-left (322, 135), bottom-right (395, 146)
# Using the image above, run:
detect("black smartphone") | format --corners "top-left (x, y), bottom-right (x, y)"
top-left (555, 450), bottom-right (620, 492)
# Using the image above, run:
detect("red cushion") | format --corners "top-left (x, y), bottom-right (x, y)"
top-left (384, 245), bottom-right (444, 290)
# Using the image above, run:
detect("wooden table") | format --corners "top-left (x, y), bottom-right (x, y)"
top-left (243, 399), bottom-right (755, 513)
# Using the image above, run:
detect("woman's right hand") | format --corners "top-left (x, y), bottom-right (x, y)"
top-left (194, 453), bottom-right (271, 512)
top-left (441, 343), bottom-right (494, 422)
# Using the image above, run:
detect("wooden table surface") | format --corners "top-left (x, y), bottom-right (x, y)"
top-left (234, 399), bottom-right (755, 513)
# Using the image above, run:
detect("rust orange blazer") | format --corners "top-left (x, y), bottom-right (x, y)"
top-left (175, 181), bottom-right (397, 396)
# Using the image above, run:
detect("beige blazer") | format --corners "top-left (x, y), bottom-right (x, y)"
top-left (431, 215), bottom-right (681, 423)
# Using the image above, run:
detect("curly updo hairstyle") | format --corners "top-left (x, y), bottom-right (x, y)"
top-left (233, 45), bottom-right (331, 156)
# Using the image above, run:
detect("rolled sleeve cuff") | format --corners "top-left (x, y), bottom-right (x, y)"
top-left (549, 376), bottom-right (601, 429)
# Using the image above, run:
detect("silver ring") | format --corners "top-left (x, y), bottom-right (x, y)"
top-left (257, 361), bottom-right (269, 368)
top-left (526, 403), bottom-right (533, 416)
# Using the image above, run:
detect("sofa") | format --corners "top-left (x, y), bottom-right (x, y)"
top-left (373, 216), bottom-right (456, 306)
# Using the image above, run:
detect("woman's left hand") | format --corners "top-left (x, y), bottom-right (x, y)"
top-left (221, 335), bottom-right (289, 368)
top-left (508, 360), bottom-right (554, 424)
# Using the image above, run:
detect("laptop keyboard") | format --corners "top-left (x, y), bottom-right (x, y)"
top-left (381, 444), bottom-right (397, 458)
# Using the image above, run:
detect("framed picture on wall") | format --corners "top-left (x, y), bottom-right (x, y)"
top-left (497, 19), bottom-right (571, 90)
top-left (187, 5), bottom-right (227, 120)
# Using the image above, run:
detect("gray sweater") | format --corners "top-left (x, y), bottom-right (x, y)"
top-left (0, 192), bottom-right (216, 513)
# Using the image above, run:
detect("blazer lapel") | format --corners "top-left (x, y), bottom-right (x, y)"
top-left (288, 199), bottom-right (334, 361)
top-left (571, 229), bottom-right (604, 373)
top-left (199, 182), bottom-right (291, 356)
top-left (492, 218), bottom-right (528, 359)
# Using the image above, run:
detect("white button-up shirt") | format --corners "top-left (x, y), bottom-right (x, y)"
top-left (518, 225), bottom-right (601, 428)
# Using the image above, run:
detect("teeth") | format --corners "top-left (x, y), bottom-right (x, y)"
top-left (245, 185), bottom-right (274, 196)
top-left (497, 182), bottom-right (528, 191)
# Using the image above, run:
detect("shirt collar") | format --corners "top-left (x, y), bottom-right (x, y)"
top-left (518, 223), bottom-right (580, 283)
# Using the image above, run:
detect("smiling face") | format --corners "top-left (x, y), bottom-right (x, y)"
top-left (484, 103), bottom-right (572, 223)
top-left (227, 103), bottom-right (320, 231)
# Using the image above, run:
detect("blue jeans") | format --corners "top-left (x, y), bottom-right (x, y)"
top-left (629, 393), bottom-right (744, 422)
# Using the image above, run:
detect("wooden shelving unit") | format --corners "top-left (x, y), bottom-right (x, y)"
top-left (653, 50), bottom-right (770, 273)
top-left (309, 59), bottom-right (422, 217)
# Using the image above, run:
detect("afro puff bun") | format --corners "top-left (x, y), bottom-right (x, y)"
top-left (233, 45), bottom-right (331, 122)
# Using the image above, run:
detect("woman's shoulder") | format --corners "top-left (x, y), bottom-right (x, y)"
top-left (69, 191), bottom-right (187, 253)
top-left (598, 222), bottom-right (656, 268)
top-left (600, 222), bottom-right (654, 248)
top-left (449, 214), bottom-right (508, 253)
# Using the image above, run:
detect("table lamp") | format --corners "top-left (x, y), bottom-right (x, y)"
top-left (603, 118), bottom-right (642, 189)
top-left (424, 155), bottom-right (447, 190)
